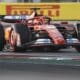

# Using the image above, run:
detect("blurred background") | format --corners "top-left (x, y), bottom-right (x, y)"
top-left (0, 0), bottom-right (80, 3)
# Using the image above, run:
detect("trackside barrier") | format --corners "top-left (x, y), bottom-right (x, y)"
top-left (0, 3), bottom-right (80, 20)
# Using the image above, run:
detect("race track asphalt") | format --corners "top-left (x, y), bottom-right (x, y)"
top-left (0, 48), bottom-right (80, 80)
top-left (0, 63), bottom-right (80, 80)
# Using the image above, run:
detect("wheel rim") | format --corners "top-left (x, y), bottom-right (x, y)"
top-left (10, 30), bottom-right (16, 47)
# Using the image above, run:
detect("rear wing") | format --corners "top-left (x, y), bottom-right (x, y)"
top-left (0, 15), bottom-right (34, 20)
top-left (0, 15), bottom-right (20, 23)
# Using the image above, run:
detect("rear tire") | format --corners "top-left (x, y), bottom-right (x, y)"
top-left (0, 24), bottom-right (5, 51)
top-left (10, 23), bottom-right (31, 52)
top-left (75, 23), bottom-right (80, 53)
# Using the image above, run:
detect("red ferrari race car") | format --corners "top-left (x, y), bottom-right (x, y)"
top-left (0, 9), bottom-right (80, 52)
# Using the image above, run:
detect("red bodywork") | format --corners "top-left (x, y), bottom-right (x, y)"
top-left (3, 16), bottom-right (66, 46)
top-left (26, 16), bottom-right (65, 45)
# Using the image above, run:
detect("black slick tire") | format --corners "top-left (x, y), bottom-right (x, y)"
top-left (10, 23), bottom-right (31, 52)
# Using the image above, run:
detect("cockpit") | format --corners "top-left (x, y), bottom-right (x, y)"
top-left (27, 16), bottom-right (51, 26)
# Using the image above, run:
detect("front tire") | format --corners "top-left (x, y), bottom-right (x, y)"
top-left (10, 23), bottom-right (31, 52)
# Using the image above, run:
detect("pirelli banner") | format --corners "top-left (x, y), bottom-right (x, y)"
top-left (0, 3), bottom-right (80, 20)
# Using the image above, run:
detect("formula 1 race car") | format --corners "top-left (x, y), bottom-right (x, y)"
top-left (0, 9), bottom-right (80, 52)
